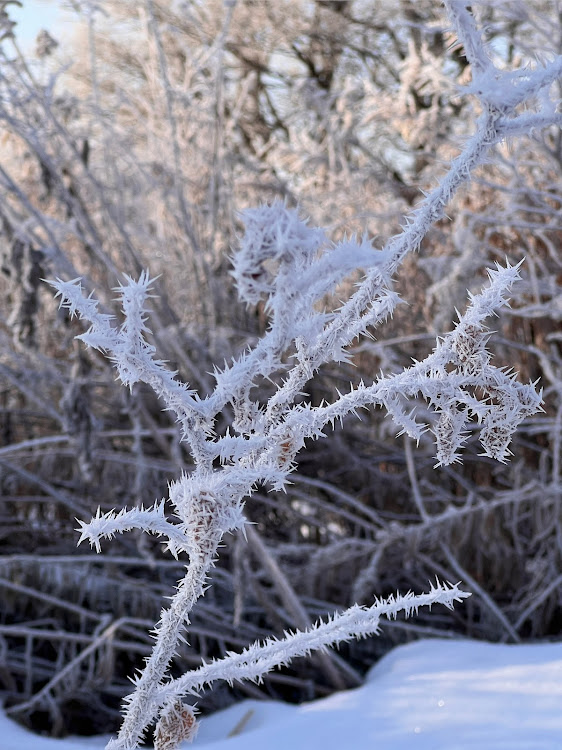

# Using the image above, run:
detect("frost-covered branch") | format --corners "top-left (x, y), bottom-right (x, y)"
top-left (48, 3), bottom-right (561, 749)
top-left (50, 274), bottom-right (210, 462)
top-left (76, 503), bottom-right (187, 556)
top-left (158, 581), bottom-right (470, 702)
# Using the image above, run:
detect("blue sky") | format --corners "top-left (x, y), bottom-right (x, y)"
top-left (10, 0), bottom-right (65, 51)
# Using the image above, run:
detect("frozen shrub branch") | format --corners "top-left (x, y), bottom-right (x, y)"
top-left (48, 2), bottom-right (561, 749)
top-left (52, 273), bottom-right (211, 461)
top-left (157, 581), bottom-right (470, 702)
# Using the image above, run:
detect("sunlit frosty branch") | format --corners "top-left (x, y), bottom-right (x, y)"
top-left (48, 2), bottom-right (561, 748)
top-left (158, 581), bottom-right (470, 702)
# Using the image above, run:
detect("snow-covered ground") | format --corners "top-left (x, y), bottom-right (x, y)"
top-left (3, 639), bottom-right (561, 750)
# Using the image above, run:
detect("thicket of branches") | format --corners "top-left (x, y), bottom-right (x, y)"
top-left (0, 0), bottom-right (561, 741)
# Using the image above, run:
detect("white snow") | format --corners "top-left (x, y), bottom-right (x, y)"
top-left (2, 639), bottom-right (561, 750)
